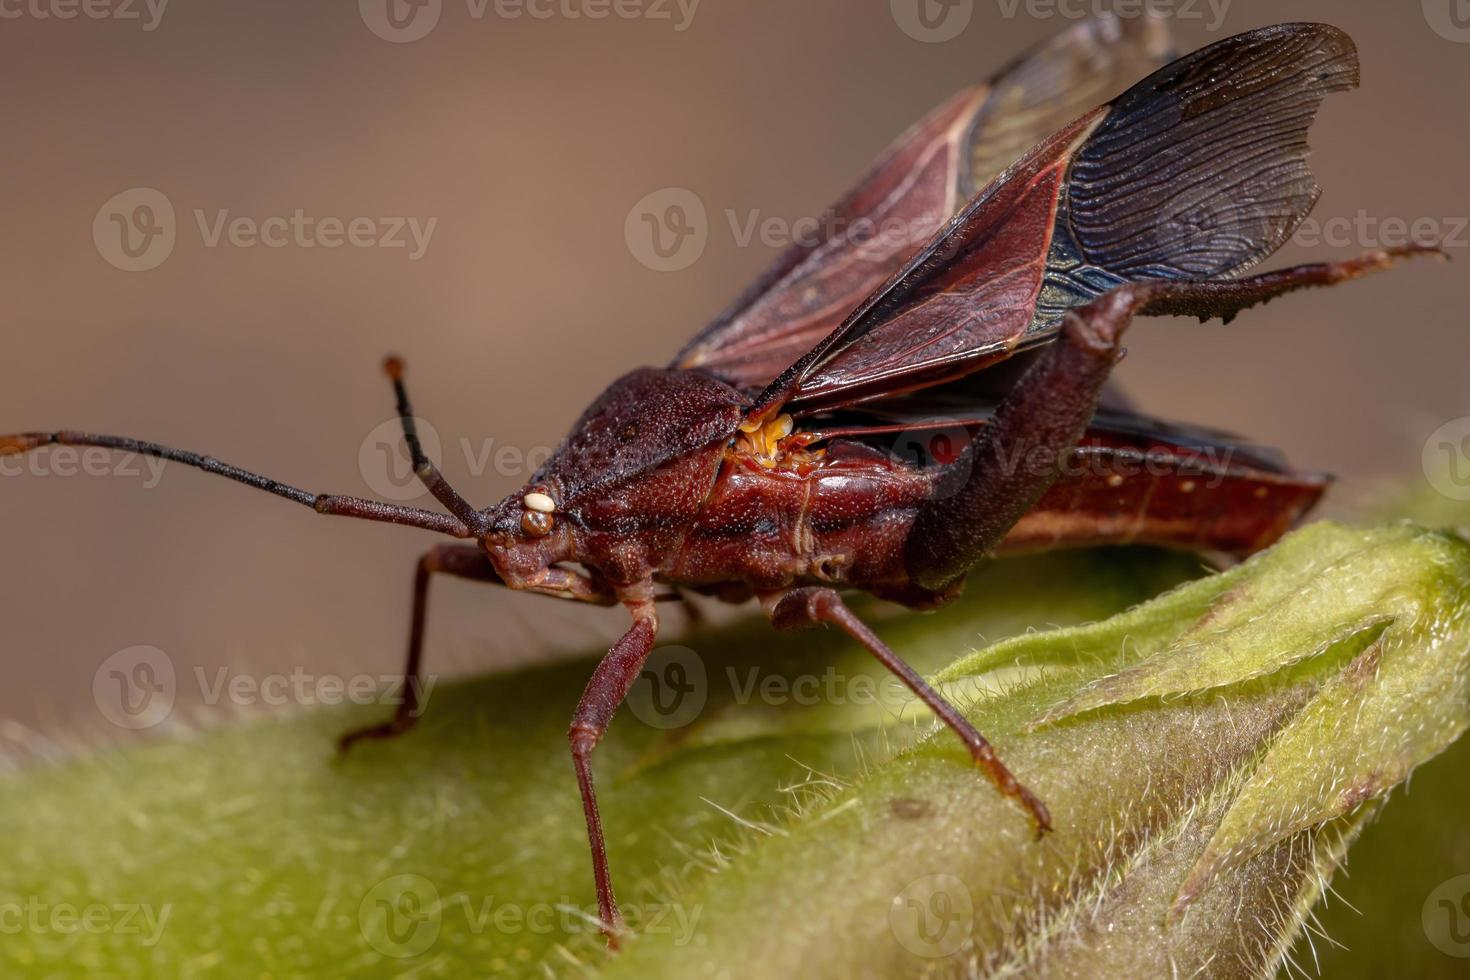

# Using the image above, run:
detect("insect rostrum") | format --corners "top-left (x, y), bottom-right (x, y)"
top-left (1, 16), bottom-right (1444, 948)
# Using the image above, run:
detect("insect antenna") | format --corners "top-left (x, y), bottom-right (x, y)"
top-left (381, 356), bottom-right (490, 537)
top-left (0, 357), bottom-right (501, 540)
top-left (0, 430), bottom-right (472, 535)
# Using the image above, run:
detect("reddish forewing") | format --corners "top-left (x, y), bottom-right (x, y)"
top-left (673, 16), bottom-right (1173, 393)
top-left (772, 111), bottom-right (1103, 415)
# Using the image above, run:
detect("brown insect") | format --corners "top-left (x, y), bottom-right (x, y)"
top-left (2, 18), bottom-right (1441, 945)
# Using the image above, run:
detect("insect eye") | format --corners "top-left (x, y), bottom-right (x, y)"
top-left (521, 509), bottom-right (554, 537)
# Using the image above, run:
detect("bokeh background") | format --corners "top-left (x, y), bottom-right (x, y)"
top-left (2, 0), bottom-right (1467, 925)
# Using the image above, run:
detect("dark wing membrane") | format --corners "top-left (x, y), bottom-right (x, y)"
top-left (753, 23), bottom-right (1358, 418)
top-left (806, 389), bottom-right (1297, 476)
top-left (1064, 22), bottom-right (1358, 280)
top-left (672, 14), bottom-right (1174, 391)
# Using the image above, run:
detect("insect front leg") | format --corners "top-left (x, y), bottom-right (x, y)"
top-left (906, 244), bottom-right (1441, 592)
top-left (568, 603), bottom-right (660, 947)
top-left (338, 544), bottom-right (502, 753)
top-left (764, 586), bottom-right (1051, 834)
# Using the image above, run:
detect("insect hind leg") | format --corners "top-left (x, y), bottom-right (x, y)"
top-left (905, 245), bottom-right (1440, 593)
top-left (1134, 244), bottom-right (1443, 324)
top-left (765, 586), bottom-right (1050, 834)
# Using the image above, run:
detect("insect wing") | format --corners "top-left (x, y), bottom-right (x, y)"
top-left (810, 403), bottom-right (1327, 558)
top-left (750, 23), bottom-right (1359, 418)
top-left (671, 14), bottom-right (1175, 391)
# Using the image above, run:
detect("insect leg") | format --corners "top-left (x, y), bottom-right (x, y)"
top-left (765, 586), bottom-right (1051, 835)
top-left (906, 244), bottom-right (1440, 592)
top-left (568, 606), bottom-right (659, 946)
top-left (1132, 244), bottom-right (1444, 323)
top-left (338, 544), bottom-right (502, 753)
top-left (0, 431), bottom-right (473, 537)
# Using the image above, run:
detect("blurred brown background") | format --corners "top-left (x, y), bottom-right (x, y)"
top-left (1, 0), bottom-right (1466, 740)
